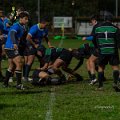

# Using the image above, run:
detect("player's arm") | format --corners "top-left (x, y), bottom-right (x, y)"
top-left (26, 33), bottom-right (38, 48)
top-left (62, 67), bottom-right (73, 74)
top-left (6, 23), bottom-right (10, 27)
top-left (27, 26), bottom-right (38, 48)
top-left (4, 19), bottom-right (12, 29)
top-left (40, 63), bottom-right (49, 71)
top-left (44, 36), bottom-right (54, 48)
top-left (82, 36), bottom-right (93, 41)
top-left (73, 58), bottom-right (84, 71)
top-left (40, 49), bottom-right (51, 70)
top-left (62, 65), bottom-right (74, 74)
top-left (10, 30), bottom-right (18, 49)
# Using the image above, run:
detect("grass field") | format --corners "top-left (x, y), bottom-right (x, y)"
top-left (0, 39), bottom-right (120, 120)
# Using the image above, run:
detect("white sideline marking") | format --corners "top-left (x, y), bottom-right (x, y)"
top-left (45, 87), bottom-right (56, 120)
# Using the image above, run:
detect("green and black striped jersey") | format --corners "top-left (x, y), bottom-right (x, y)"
top-left (94, 22), bottom-right (119, 54)
top-left (44, 48), bottom-right (63, 63)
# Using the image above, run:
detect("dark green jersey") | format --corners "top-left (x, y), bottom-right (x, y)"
top-left (80, 43), bottom-right (94, 49)
top-left (44, 48), bottom-right (63, 63)
top-left (95, 22), bottom-right (119, 54)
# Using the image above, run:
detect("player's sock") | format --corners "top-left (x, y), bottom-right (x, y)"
top-left (113, 70), bottom-right (119, 84)
top-left (88, 71), bottom-right (92, 80)
top-left (91, 74), bottom-right (96, 80)
top-left (0, 71), bottom-right (4, 77)
top-left (74, 73), bottom-right (83, 81)
top-left (15, 70), bottom-right (22, 85)
top-left (24, 64), bottom-right (31, 79)
top-left (0, 71), bottom-right (5, 81)
top-left (4, 69), bottom-right (12, 86)
top-left (98, 72), bottom-right (104, 88)
top-left (102, 71), bottom-right (106, 81)
top-left (23, 64), bottom-right (26, 77)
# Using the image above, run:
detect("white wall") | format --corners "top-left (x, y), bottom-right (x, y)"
top-left (76, 21), bottom-right (120, 35)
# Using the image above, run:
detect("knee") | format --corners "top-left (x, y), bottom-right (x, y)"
top-left (39, 72), bottom-right (49, 79)
top-left (112, 66), bottom-right (119, 71)
top-left (98, 66), bottom-right (104, 72)
top-left (15, 58), bottom-right (23, 67)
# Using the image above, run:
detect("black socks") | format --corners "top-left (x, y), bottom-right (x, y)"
top-left (113, 70), bottom-right (119, 84)
top-left (4, 69), bottom-right (12, 86)
top-left (98, 72), bottom-right (104, 88)
top-left (15, 70), bottom-right (22, 85)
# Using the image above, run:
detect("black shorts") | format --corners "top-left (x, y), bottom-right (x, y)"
top-left (18, 44), bottom-right (27, 56)
top-left (18, 46), bottom-right (26, 56)
top-left (32, 69), bottom-right (41, 78)
top-left (98, 54), bottom-right (120, 66)
top-left (5, 49), bottom-right (19, 59)
top-left (26, 45), bottom-right (37, 56)
top-left (58, 49), bottom-right (72, 66)
top-left (92, 49), bottom-right (99, 57)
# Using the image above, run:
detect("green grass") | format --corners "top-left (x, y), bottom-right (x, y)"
top-left (0, 39), bottom-right (120, 120)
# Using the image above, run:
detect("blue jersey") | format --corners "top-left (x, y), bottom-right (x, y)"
top-left (3, 18), bottom-right (12, 34)
top-left (28, 24), bottom-right (48, 45)
top-left (5, 22), bottom-right (25, 49)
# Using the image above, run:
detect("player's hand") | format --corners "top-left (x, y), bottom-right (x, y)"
top-left (67, 74), bottom-right (74, 81)
top-left (34, 44), bottom-right (39, 49)
top-left (49, 45), bottom-right (55, 48)
top-left (13, 44), bottom-right (18, 50)
top-left (68, 48), bottom-right (72, 51)
top-left (0, 35), bottom-right (4, 40)
top-left (48, 65), bottom-right (53, 68)
top-left (40, 67), bottom-right (47, 71)
top-left (82, 37), bottom-right (86, 41)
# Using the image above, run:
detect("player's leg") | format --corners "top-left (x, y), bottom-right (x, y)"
top-left (3, 49), bottom-right (17, 87)
top-left (13, 55), bottom-right (24, 89)
top-left (0, 41), bottom-right (5, 81)
top-left (97, 65), bottom-right (105, 89)
top-left (110, 54), bottom-right (120, 91)
top-left (32, 69), bottom-right (50, 86)
top-left (86, 59), bottom-right (92, 81)
top-left (89, 54), bottom-right (98, 84)
top-left (24, 54), bottom-right (35, 81)
top-left (49, 59), bottom-right (66, 83)
top-left (23, 55), bottom-right (28, 79)
top-left (3, 58), bottom-right (14, 87)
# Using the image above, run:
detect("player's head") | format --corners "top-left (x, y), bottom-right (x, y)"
top-left (90, 15), bottom-right (99, 25)
top-left (7, 13), bottom-right (13, 20)
top-left (18, 11), bottom-right (29, 25)
top-left (104, 15), bottom-right (113, 22)
top-left (40, 18), bottom-right (49, 28)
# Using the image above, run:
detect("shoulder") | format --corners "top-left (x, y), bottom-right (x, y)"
top-left (30, 24), bottom-right (38, 30)
top-left (10, 23), bottom-right (20, 31)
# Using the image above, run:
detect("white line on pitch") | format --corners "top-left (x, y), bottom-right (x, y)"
top-left (45, 87), bottom-right (56, 120)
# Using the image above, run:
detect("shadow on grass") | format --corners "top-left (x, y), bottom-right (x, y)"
top-left (0, 103), bottom-right (27, 110)
top-left (0, 89), bottom-right (52, 96)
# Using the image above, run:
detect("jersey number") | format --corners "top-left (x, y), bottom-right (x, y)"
top-left (104, 31), bottom-right (108, 40)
